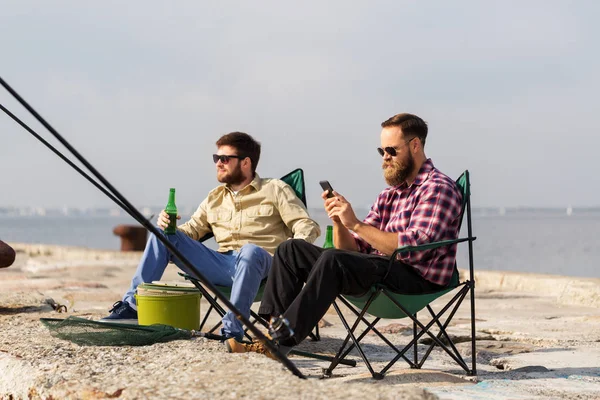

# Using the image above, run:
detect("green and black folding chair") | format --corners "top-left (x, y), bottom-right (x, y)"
top-left (182, 168), bottom-right (320, 342)
top-left (323, 170), bottom-right (477, 379)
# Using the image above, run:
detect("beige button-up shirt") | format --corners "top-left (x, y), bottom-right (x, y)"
top-left (178, 174), bottom-right (320, 255)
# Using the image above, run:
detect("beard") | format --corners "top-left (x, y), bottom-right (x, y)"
top-left (217, 163), bottom-right (245, 185)
top-left (382, 151), bottom-right (415, 186)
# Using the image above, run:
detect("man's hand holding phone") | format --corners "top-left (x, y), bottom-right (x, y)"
top-left (319, 181), bottom-right (360, 230)
top-left (319, 180), bottom-right (334, 199)
top-left (320, 180), bottom-right (340, 223)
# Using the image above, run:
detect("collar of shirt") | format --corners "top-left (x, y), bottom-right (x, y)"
top-left (395, 158), bottom-right (435, 190)
top-left (217, 173), bottom-right (263, 196)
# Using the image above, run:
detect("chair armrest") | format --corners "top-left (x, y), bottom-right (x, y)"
top-left (384, 236), bottom-right (476, 280)
top-left (198, 232), bottom-right (214, 243)
top-left (391, 237), bottom-right (476, 258)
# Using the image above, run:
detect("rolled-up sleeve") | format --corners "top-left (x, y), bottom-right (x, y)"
top-left (177, 198), bottom-right (212, 241)
top-left (276, 184), bottom-right (320, 243)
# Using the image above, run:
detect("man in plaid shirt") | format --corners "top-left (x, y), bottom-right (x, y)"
top-left (227, 113), bottom-right (463, 357)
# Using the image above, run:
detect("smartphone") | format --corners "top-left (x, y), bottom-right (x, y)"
top-left (319, 180), bottom-right (335, 198)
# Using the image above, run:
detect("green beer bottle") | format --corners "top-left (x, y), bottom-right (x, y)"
top-left (164, 188), bottom-right (178, 235)
top-left (323, 225), bottom-right (334, 249)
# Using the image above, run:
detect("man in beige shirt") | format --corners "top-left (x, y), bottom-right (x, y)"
top-left (101, 132), bottom-right (320, 341)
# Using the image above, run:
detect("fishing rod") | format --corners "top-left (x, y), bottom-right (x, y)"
top-left (0, 76), bottom-right (305, 379)
top-left (0, 103), bottom-right (133, 217)
top-left (0, 102), bottom-right (219, 327)
top-left (1, 96), bottom-right (242, 362)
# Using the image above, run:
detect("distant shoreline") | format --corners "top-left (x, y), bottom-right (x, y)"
top-left (1, 206), bottom-right (600, 218)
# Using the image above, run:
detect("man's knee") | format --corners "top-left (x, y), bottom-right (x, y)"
top-left (239, 243), bottom-right (268, 259)
top-left (318, 249), bottom-right (346, 263)
top-left (237, 244), bottom-right (271, 271)
top-left (275, 238), bottom-right (310, 256)
top-left (147, 232), bottom-right (166, 249)
top-left (313, 249), bottom-right (346, 275)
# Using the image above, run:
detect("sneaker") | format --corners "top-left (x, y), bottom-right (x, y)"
top-left (99, 301), bottom-right (138, 324)
top-left (225, 338), bottom-right (277, 360)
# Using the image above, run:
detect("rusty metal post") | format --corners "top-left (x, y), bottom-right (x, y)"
top-left (0, 240), bottom-right (16, 268)
top-left (113, 225), bottom-right (148, 251)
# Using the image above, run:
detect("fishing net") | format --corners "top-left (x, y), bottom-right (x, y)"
top-left (40, 316), bottom-right (194, 346)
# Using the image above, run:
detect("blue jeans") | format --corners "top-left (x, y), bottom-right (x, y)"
top-left (123, 231), bottom-right (272, 339)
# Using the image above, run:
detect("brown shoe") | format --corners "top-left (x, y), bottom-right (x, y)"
top-left (226, 338), bottom-right (277, 360)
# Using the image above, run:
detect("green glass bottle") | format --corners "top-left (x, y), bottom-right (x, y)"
top-left (164, 188), bottom-right (178, 235)
top-left (323, 225), bottom-right (334, 249)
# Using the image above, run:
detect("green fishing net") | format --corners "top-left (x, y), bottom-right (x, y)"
top-left (40, 316), bottom-right (193, 346)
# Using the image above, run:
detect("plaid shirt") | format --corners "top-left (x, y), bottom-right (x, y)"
top-left (353, 159), bottom-right (462, 286)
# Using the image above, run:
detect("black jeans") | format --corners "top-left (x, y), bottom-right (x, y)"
top-left (258, 239), bottom-right (443, 346)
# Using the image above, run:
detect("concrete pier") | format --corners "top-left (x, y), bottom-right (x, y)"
top-left (1, 242), bottom-right (599, 399)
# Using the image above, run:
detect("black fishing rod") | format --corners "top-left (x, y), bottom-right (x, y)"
top-left (0, 76), bottom-right (305, 379)
top-left (1, 98), bottom-right (221, 345)
top-left (0, 103), bottom-right (134, 218)
top-left (0, 102), bottom-right (219, 312)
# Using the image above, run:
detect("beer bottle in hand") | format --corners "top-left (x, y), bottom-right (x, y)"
top-left (164, 188), bottom-right (178, 235)
top-left (323, 225), bottom-right (334, 249)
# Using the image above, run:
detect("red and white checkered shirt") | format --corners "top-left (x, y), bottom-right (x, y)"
top-left (353, 159), bottom-right (462, 286)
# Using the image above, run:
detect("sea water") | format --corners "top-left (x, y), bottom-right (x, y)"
top-left (0, 208), bottom-right (598, 279)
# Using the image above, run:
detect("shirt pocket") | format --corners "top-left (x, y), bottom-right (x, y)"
top-left (207, 210), bottom-right (232, 224)
top-left (244, 205), bottom-right (274, 219)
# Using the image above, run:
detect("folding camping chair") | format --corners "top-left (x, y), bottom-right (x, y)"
top-left (323, 170), bottom-right (477, 379)
top-left (182, 168), bottom-right (320, 342)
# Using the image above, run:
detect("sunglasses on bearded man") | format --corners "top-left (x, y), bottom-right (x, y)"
top-left (377, 137), bottom-right (417, 157)
top-left (212, 154), bottom-right (246, 164)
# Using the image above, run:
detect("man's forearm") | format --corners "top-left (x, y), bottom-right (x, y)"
top-left (352, 222), bottom-right (399, 256)
top-left (333, 222), bottom-right (358, 251)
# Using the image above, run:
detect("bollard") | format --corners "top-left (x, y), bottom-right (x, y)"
top-left (113, 225), bottom-right (148, 252)
top-left (0, 240), bottom-right (16, 268)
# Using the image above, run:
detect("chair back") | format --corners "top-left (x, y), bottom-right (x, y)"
top-left (456, 170), bottom-right (476, 281)
top-left (455, 170), bottom-right (470, 231)
top-left (280, 168), bottom-right (307, 207)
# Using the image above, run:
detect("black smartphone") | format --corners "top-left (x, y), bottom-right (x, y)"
top-left (319, 180), bottom-right (335, 198)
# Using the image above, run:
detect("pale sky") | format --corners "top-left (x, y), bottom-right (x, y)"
top-left (1, 0), bottom-right (598, 210)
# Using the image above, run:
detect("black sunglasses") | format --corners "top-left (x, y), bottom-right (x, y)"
top-left (377, 137), bottom-right (416, 157)
top-left (212, 154), bottom-right (246, 164)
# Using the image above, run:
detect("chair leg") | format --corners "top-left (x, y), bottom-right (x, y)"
top-left (417, 292), bottom-right (467, 368)
top-left (420, 293), bottom-right (468, 367)
top-left (381, 286), bottom-right (471, 374)
top-left (469, 280), bottom-right (477, 376)
top-left (207, 320), bottom-right (222, 334)
top-left (199, 294), bottom-right (220, 331)
top-left (183, 275), bottom-right (340, 368)
top-left (310, 324), bottom-right (320, 341)
top-left (183, 275), bottom-right (228, 332)
top-left (199, 304), bottom-right (213, 331)
top-left (336, 296), bottom-right (415, 368)
top-left (336, 315), bottom-right (381, 363)
top-left (413, 313), bottom-right (418, 368)
top-left (325, 296), bottom-right (385, 379)
top-left (199, 310), bottom-right (356, 367)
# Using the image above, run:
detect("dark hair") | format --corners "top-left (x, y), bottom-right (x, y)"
top-left (216, 132), bottom-right (261, 174)
top-left (381, 113), bottom-right (428, 147)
